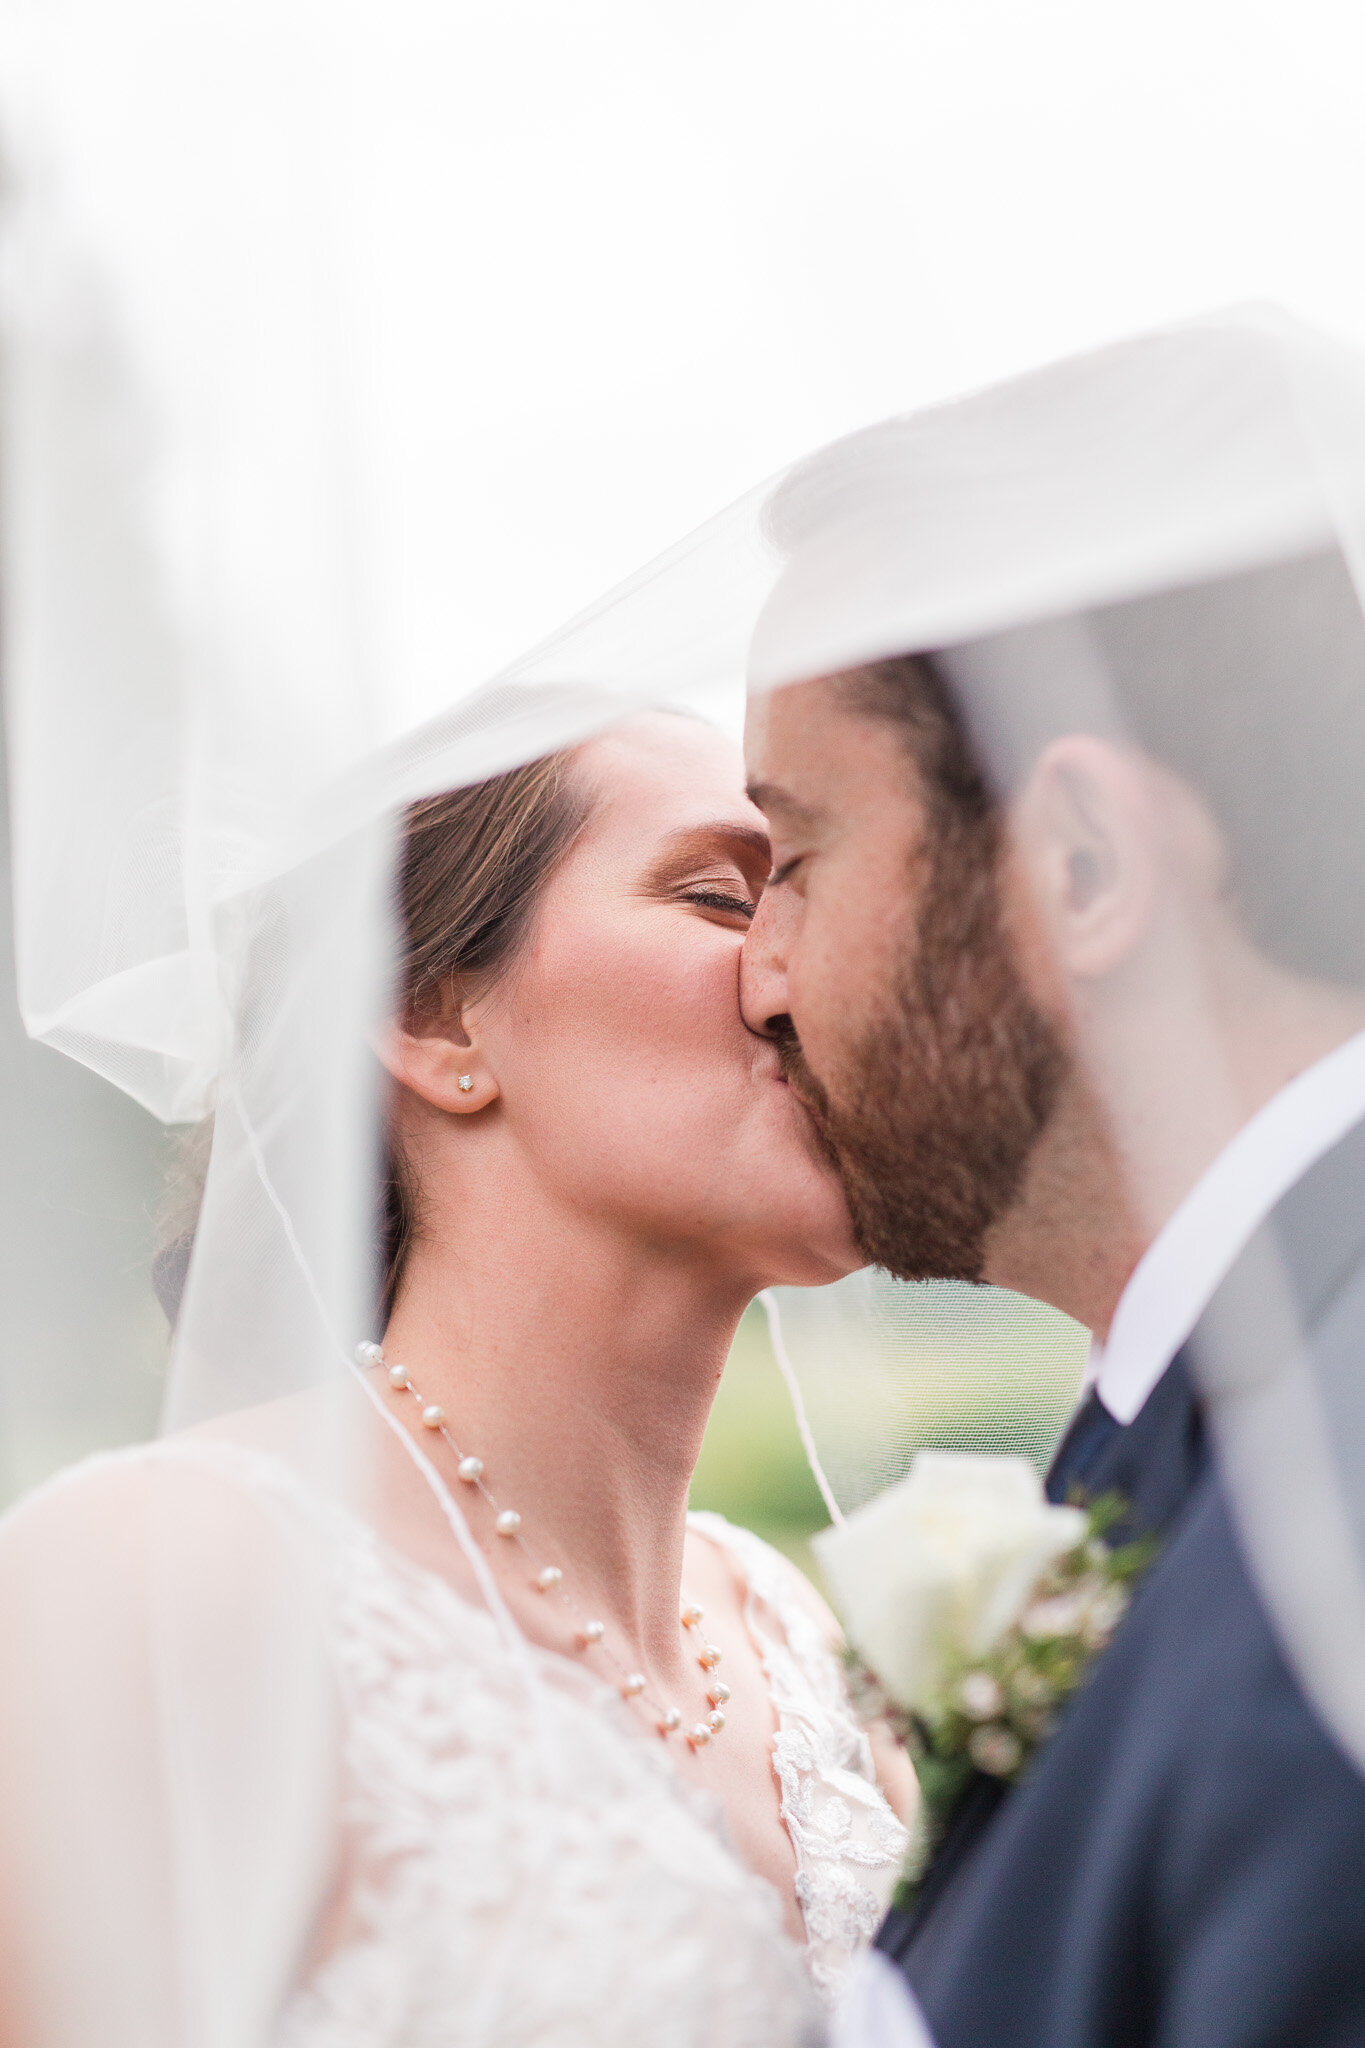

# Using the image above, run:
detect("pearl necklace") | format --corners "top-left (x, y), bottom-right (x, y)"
top-left (356, 1342), bottom-right (732, 1751)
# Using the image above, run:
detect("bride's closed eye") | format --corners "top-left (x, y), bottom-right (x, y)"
top-left (639, 820), bottom-right (770, 922)
top-left (678, 881), bottom-right (757, 920)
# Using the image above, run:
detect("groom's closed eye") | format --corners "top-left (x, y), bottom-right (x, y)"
top-left (745, 784), bottom-right (824, 895)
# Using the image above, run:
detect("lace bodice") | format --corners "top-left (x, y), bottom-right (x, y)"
top-left (685, 1512), bottom-right (911, 2005)
top-left (29, 1441), bottom-right (908, 2048)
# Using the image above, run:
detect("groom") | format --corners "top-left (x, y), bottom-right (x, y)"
top-left (740, 321), bottom-right (1365, 2045)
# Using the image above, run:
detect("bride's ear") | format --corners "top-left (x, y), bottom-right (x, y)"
top-left (374, 988), bottom-right (500, 1114)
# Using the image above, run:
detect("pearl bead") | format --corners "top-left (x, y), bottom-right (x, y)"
top-left (421, 1404), bottom-right (445, 1429)
top-left (387, 1363), bottom-right (410, 1388)
top-left (621, 1673), bottom-right (646, 1697)
top-left (355, 1341), bottom-right (384, 1367)
top-left (457, 1456), bottom-right (483, 1483)
top-left (706, 1681), bottom-right (731, 1707)
top-left (576, 1620), bottom-right (605, 1646)
top-left (687, 1723), bottom-right (711, 1749)
top-left (680, 1603), bottom-right (704, 1628)
top-left (697, 1643), bottom-right (722, 1670)
top-left (495, 1510), bottom-right (521, 1537)
top-left (535, 1566), bottom-right (563, 1592)
top-left (706, 1709), bottom-right (726, 1734)
top-left (659, 1707), bottom-right (682, 1733)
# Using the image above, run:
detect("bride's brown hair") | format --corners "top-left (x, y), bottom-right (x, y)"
top-left (382, 752), bottom-right (591, 1305)
top-left (156, 751), bottom-right (590, 1324)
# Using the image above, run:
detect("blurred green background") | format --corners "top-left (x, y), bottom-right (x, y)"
top-left (692, 1304), bottom-right (831, 1562)
top-left (691, 1291), bottom-right (1089, 1578)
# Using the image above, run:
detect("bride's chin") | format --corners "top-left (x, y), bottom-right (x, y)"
top-left (744, 1195), bottom-right (863, 1287)
top-left (771, 1079), bottom-right (840, 1172)
top-left (750, 1238), bottom-right (862, 1290)
top-left (748, 1140), bottom-right (860, 1275)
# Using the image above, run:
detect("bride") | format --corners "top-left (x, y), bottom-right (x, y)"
top-left (0, 710), bottom-right (911, 2048)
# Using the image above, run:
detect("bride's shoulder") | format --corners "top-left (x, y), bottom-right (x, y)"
top-left (689, 1512), bottom-right (920, 1827)
top-left (0, 1436), bottom-right (338, 1814)
top-left (0, 1428), bottom-right (339, 1635)
top-left (685, 1509), bottom-right (843, 1651)
top-left (0, 1385), bottom-right (365, 1555)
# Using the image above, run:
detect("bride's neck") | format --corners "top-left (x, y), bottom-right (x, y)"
top-left (381, 1190), bottom-right (747, 1664)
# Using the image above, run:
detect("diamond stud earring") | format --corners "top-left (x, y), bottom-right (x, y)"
top-left (457, 1074), bottom-right (474, 1093)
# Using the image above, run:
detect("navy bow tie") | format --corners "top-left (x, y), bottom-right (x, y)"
top-left (1046, 1388), bottom-right (1124, 1504)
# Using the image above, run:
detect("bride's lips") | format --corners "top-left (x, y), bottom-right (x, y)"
top-left (759, 1051), bottom-right (840, 1157)
top-left (752, 1038), bottom-right (834, 1137)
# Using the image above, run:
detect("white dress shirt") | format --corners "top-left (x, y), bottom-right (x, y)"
top-left (1088, 1027), bottom-right (1365, 1425)
top-left (831, 1952), bottom-right (936, 2048)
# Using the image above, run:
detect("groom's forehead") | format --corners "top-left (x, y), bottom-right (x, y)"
top-left (744, 673), bottom-right (927, 828)
top-left (747, 670), bottom-right (874, 768)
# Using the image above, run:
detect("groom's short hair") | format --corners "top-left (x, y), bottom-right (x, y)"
top-left (855, 548), bottom-right (1365, 988)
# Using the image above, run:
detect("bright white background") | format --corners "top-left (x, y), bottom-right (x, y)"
top-left (346, 0), bottom-right (1365, 721)
top-left (14, 0), bottom-right (1365, 739)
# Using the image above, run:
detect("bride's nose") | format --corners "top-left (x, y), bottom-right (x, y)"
top-left (739, 891), bottom-right (794, 1040)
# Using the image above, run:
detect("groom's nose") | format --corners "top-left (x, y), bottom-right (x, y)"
top-left (739, 888), bottom-right (794, 1040)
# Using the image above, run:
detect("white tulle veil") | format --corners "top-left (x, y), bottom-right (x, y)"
top-left (0, 14), bottom-right (774, 2039)
top-left (512, 309), bottom-right (1365, 1798)
top-left (729, 314), bottom-right (1365, 1787)
top-left (7, 5), bottom-right (1365, 2038)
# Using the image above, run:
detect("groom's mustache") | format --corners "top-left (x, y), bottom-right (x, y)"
top-left (770, 1015), bottom-right (819, 1099)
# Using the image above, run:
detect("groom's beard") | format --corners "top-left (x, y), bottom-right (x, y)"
top-left (779, 836), bottom-right (1069, 1283)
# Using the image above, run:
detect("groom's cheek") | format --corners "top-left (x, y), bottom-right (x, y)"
top-left (811, 832), bottom-right (906, 1009)
top-left (786, 865), bottom-right (882, 1076)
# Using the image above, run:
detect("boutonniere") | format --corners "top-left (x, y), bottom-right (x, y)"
top-left (813, 1452), bottom-right (1155, 1904)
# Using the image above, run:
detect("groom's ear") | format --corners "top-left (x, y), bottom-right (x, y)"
top-left (1008, 735), bottom-right (1163, 985)
top-left (373, 984), bottom-right (500, 1114)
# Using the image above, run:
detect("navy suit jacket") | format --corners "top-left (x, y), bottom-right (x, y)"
top-left (878, 1117), bottom-right (1365, 2047)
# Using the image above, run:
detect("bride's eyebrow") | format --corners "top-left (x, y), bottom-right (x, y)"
top-left (642, 822), bottom-right (771, 886)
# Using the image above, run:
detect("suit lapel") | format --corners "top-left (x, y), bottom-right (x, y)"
top-left (880, 1355), bottom-right (1206, 1959)
top-left (882, 1108), bottom-right (1365, 1970)
top-left (1076, 1352), bottom-right (1206, 1542)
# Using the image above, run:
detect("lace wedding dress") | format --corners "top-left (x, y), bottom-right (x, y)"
top-left (31, 1439), bottom-right (907, 2048)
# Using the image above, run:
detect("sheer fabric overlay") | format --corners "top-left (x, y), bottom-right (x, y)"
top-left (8, 8), bottom-right (1365, 2037)
top-left (5, 1438), bottom-right (905, 2045)
top-left (0, 31), bottom-right (803, 2046)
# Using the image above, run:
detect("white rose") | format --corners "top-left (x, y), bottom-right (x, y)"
top-left (813, 1452), bottom-right (1087, 1715)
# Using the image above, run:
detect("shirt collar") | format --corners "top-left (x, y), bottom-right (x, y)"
top-left (1088, 1027), bottom-right (1365, 1425)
